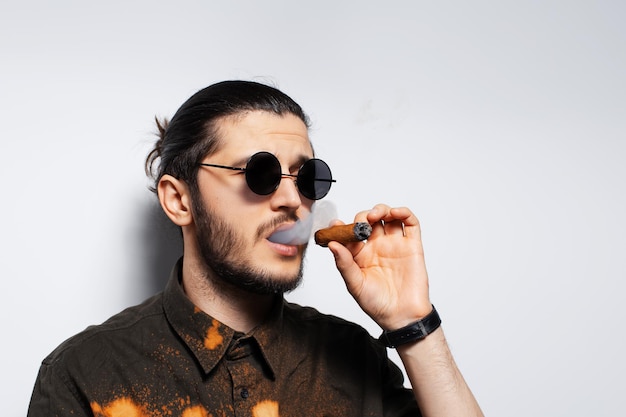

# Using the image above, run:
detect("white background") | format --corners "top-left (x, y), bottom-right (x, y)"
top-left (2, 1), bottom-right (625, 415)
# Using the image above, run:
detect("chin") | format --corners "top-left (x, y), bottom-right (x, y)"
top-left (244, 270), bottom-right (303, 295)
top-left (262, 262), bottom-right (305, 294)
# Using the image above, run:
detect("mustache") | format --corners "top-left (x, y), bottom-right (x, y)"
top-left (256, 212), bottom-right (300, 240)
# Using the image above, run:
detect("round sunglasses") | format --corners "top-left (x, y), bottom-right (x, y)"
top-left (199, 151), bottom-right (336, 200)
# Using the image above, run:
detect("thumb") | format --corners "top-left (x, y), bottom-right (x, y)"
top-left (328, 242), bottom-right (364, 293)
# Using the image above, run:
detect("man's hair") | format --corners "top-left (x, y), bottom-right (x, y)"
top-left (145, 80), bottom-right (310, 193)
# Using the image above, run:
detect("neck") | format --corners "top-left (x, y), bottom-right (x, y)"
top-left (181, 255), bottom-right (277, 334)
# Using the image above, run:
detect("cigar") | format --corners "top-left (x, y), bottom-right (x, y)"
top-left (314, 222), bottom-right (372, 247)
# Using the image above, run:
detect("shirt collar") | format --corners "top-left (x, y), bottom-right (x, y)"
top-left (163, 259), bottom-right (283, 378)
top-left (246, 296), bottom-right (283, 379)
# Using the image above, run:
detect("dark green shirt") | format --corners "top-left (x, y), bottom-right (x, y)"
top-left (28, 261), bottom-right (420, 416)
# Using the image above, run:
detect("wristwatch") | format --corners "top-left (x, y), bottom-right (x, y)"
top-left (379, 305), bottom-right (441, 348)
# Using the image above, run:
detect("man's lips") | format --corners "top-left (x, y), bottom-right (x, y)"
top-left (267, 222), bottom-right (311, 245)
top-left (266, 239), bottom-right (300, 257)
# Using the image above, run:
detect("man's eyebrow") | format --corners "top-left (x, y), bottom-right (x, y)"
top-left (207, 153), bottom-right (249, 168)
top-left (221, 152), bottom-right (312, 171)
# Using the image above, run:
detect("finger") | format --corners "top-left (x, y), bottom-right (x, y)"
top-left (360, 204), bottom-right (390, 238)
top-left (379, 207), bottom-right (410, 237)
top-left (382, 219), bottom-right (405, 236)
top-left (353, 205), bottom-right (420, 238)
top-left (353, 208), bottom-right (374, 224)
top-left (372, 206), bottom-right (421, 236)
top-left (387, 207), bottom-right (417, 225)
top-left (388, 207), bottom-right (422, 239)
top-left (364, 204), bottom-right (391, 224)
top-left (328, 241), bottom-right (364, 295)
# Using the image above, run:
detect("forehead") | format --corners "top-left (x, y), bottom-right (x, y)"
top-left (212, 110), bottom-right (313, 160)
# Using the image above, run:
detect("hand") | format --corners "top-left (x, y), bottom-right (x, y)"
top-left (327, 204), bottom-right (433, 331)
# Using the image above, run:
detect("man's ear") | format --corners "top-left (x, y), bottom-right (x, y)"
top-left (157, 174), bottom-right (193, 226)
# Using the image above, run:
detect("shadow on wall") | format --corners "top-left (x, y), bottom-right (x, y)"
top-left (138, 199), bottom-right (183, 296)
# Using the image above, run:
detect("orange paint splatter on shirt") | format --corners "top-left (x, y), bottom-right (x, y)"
top-left (182, 405), bottom-right (211, 417)
top-left (204, 319), bottom-right (224, 350)
top-left (91, 397), bottom-right (148, 417)
top-left (252, 400), bottom-right (280, 417)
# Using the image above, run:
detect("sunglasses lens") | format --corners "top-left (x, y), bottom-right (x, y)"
top-left (245, 152), bottom-right (282, 195)
top-left (297, 159), bottom-right (334, 200)
top-left (243, 152), bottom-right (334, 200)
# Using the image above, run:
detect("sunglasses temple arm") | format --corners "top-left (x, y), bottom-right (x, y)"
top-left (199, 163), bottom-right (246, 172)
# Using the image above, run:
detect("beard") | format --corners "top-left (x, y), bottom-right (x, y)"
top-left (190, 188), bottom-right (305, 295)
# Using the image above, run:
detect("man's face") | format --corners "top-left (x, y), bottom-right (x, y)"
top-left (192, 110), bottom-right (315, 294)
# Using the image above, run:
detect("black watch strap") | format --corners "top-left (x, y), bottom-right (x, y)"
top-left (379, 305), bottom-right (441, 348)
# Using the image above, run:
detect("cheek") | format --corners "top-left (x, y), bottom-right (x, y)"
top-left (299, 201), bottom-right (315, 219)
top-left (203, 187), bottom-right (252, 213)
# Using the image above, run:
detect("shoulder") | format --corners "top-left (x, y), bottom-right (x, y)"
top-left (279, 301), bottom-right (399, 383)
top-left (283, 300), bottom-right (359, 325)
top-left (282, 301), bottom-right (378, 346)
top-left (41, 292), bottom-right (165, 368)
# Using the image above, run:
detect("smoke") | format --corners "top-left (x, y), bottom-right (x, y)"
top-left (267, 201), bottom-right (338, 245)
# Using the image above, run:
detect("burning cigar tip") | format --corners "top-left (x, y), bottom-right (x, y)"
top-left (314, 222), bottom-right (372, 247)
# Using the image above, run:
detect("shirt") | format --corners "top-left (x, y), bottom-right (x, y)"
top-left (27, 260), bottom-right (420, 417)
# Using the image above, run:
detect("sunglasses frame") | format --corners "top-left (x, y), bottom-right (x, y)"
top-left (199, 151), bottom-right (336, 200)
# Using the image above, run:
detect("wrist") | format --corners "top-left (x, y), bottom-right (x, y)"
top-left (379, 304), bottom-right (442, 348)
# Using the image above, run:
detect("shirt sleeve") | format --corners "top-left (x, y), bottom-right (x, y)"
top-left (27, 360), bottom-right (93, 417)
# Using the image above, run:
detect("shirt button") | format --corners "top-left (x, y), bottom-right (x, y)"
top-left (240, 388), bottom-right (249, 399)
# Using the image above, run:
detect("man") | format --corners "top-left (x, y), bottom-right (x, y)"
top-left (28, 81), bottom-right (483, 416)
